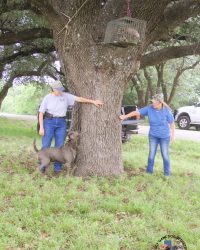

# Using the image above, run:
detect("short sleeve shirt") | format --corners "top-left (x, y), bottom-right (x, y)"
top-left (39, 92), bottom-right (76, 117)
top-left (139, 105), bottom-right (174, 138)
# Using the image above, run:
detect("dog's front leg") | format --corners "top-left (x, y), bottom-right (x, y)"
top-left (69, 164), bottom-right (77, 176)
top-left (36, 165), bottom-right (45, 175)
top-left (64, 162), bottom-right (71, 175)
top-left (44, 164), bottom-right (51, 176)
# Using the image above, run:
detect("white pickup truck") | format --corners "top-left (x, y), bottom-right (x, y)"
top-left (174, 103), bottom-right (200, 130)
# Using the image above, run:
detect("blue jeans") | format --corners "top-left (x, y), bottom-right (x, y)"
top-left (42, 118), bottom-right (67, 172)
top-left (147, 135), bottom-right (171, 176)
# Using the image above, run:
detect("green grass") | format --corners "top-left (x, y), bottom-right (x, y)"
top-left (0, 117), bottom-right (200, 249)
top-left (0, 118), bottom-right (37, 138)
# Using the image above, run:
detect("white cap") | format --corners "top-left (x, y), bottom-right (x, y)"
top-left (50, 81), bottom-right (65, 91)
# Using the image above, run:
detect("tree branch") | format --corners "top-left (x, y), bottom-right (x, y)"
top-left (0, 0), bottom-right (41, 15)
top-left (0, 28), bottom-right (53, 45)
top-left (168, 59), bottom-right (200, 103)
top-left (0, 45), bottom-right (55, 65)
top-left (49, 64), bottom-right (64, 76)
top-left (45, 71), bottom-right (58, 80)
top-left (140, 42), bottom-right (200, 68)
top-left (156, 63), bottom-right (168, 101)
top-left (131, 74), bottom-right (145, 107)
top-left (149, 0), bottom-right (200, 43)
top-left (165, 0), bottom-right (200, 30)
top-left (143, 67), bottom-right (154, 98)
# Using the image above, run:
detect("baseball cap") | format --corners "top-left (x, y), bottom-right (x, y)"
top-left (151, 93), bottom-right (164, 103)
top-left (50, 80), bottom-right (65, 92)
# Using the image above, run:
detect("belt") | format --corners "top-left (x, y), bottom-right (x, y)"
top-left (44, 112), bottom-right (66, 119)
top-left (52, 116), bottom-right (66, 119)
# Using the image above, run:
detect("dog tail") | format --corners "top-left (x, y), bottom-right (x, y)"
top-left (33, 139), bottom-right (39, 152)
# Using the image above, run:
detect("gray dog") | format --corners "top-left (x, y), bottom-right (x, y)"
top-left (33, 131), bottom-right (80, 175)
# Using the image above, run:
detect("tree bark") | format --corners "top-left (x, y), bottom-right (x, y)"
top-left (75, 73), bottom-right (125, 177)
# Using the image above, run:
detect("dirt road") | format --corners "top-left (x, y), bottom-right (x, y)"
top-left (0, 112), bottom-right (37, 121)
top-left (138, 125), bottom-right (200, 142)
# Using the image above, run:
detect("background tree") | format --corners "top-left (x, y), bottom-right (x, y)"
top-left (127, 56), bottom-right (200, 107)
top-left (0, 0), bottom-right (200, 177)
top-left (1, 83), bottom-right (50, 114)
top-left (0, 48), bottom-right (64, 109)
top-left (127, 14), bottom-right (200, 107)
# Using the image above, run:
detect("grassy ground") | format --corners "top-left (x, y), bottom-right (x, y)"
top-left (0, 117), bottom-right (199, 250)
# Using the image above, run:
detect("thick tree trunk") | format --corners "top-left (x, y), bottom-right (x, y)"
top-left (60, 52), bottom-right (133, 176)
top-left (58, 48), bottom-right (139, 176)
top-left (75, 75), bottom-right (125, 177)
top-left (66, 66), bottom-right (136, 176)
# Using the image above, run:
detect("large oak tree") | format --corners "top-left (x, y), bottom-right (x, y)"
top-left (1, 0), bottom-right (200, 176)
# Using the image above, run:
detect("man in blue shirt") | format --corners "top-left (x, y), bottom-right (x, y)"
top-left (120, 94), bottom-right (175, 176)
